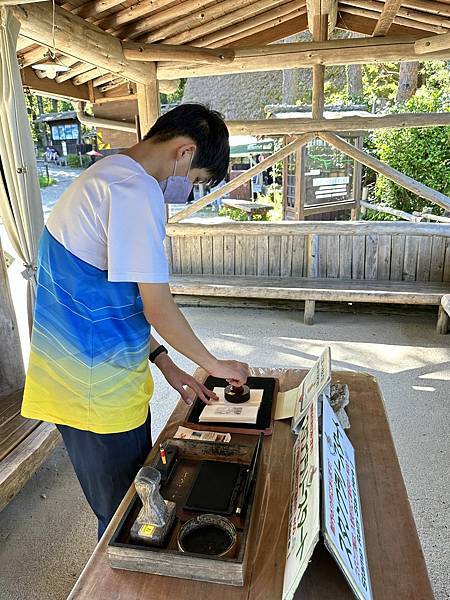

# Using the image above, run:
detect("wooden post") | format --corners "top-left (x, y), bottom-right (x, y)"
top-left (351, 135), bottom-right (363, 220)
top-left (311, 10), bottom-right (328, 119)
top-left (136, 66), bottom-right (160, 139)
top-left (0, 236), bottom-right (25, 395)
top-left (295, 146), bottom-right (304, 220)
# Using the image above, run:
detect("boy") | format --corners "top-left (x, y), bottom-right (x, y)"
top-left (22, 104), bottom-right (249, 538)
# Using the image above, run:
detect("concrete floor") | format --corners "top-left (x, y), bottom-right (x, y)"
top-left (0, 305), bottom-right (449, 600)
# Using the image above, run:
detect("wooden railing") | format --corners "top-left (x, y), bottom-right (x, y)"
top-left (166, 221), bottom-right (450, 283)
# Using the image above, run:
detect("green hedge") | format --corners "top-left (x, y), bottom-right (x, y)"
top-left (66, 154), bottom-right (90, 168)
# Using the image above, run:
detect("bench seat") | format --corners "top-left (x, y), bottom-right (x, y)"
top-left (0, 389), bottom-right (59, 512)
top-left (170, 275), bottom-right (450, 326)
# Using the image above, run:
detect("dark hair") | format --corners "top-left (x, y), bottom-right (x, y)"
top-left (144, 103), bottom-right (230, 187)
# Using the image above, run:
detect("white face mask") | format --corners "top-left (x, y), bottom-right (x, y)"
top-left (158, 154), bottom-right (194, 204)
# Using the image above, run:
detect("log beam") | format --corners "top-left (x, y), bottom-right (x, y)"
top-left (222, 13), bottom-right (308, 47)
top-left (21, 66), bottom-right (91, 101)
top-left (169, 133), bottom-right (316, 223)
top-left (319, 132), bottom-right (450, 212)
top-left (123, 42), bottom-right (235, 64)
top-left (12, 2), bottom-right (153, 84)
top-left (226, 112), bottom-right (450, 135)
top-left (415, 32), bottom-right (450, 54)
top-left (372, 0), bottom-right (403, 36)
top-left (195, 2), bottom-right (307, 48)
top-left (156, 36), bottom-right (450, 79)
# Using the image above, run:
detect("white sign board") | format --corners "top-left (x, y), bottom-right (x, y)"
top-left (292, 347), bottom-right (331, 433)
top-left (322, 397), bottom-right (373, 600)
top-left (282, 397), bottom-right (320, 600)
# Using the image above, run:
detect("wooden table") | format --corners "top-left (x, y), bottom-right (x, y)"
top-left (68, 370), bottom-right (433, 600)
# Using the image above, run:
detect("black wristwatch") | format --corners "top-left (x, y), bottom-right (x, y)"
top-left (149, 344), bottom-right (168, 363)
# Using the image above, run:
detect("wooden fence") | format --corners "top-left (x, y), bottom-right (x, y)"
top-left (166, 221), bottom-right (450, 283)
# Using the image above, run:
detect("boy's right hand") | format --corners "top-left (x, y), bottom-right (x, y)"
top-left (209, 359), bottom-right (249, 387)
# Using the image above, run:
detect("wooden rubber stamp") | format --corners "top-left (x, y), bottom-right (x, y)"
top-left (224, 384), bottom-right (250, 403)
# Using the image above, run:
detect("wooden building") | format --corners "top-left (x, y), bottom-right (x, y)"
top-left (1, 0), bottom-right (450, 512)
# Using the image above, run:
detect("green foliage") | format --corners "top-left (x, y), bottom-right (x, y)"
top-left (66, 154), bottom-right (90, 168)
top-left (160, 79), bottom-right (187, 105)
top-left (371, 90), bottom-right (450, 216)
top-left (39, 175), bottom-right (57, 188)
top-left (218, 206), bottom-right (250, 221)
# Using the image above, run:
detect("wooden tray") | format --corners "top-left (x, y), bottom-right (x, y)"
top-left (184, 375), bottom-right (279, 436)
top-left (107, 438), bottom-right (261, 586)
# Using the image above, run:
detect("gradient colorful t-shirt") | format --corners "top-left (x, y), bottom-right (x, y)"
top-left (22, 154), bottom-right (169, 434)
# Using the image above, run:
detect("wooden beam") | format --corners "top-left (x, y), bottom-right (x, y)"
top-left (223, 13), bottom-right (308, 47)
top-left (415, 31), bottom-right (450, 54)
top-left (308, 1), bottom-right (334, 119)
top-left (55, 62), bottom-right (92, 83)
top-left (319, 131), bottom-right (450, 212)
top-left (12, 2), bottom-right (153, 84)
top-left (142, 0), bottom-right (288, 45)
top-left (136, 65), bottom-right (160, 139)
top-left (336, 11), bottom-right (426, 37)
top-left (98, 0), bottom-right (196, 32)
top-left (73, 0), bottom-right (129, 19)
top-left (166, 220), bottom-right (450, 237)
top-left (403, 1), bottom-right (450, 18)
top-left (372, 0), bottom-right (403, 36)
top-left (342, 0), bottom-right (450, 30)
top-left (72, 67), bottom-right (108, 86)
top-left (340, 5), bottom-right (449, 35)
top-left (169, 133), bottom-right (316, 223)
top-left (123, 43), bottom-right (235, 64)
top-left (226, 112), bottom-right (450, 135)
top-left (306, 0), bottom-right (337, 35)
top-left (157, 36), bottom-right (450, 79)
top-left (193, 1), bottom-right (307, 48)
top-left (21, 66), bottom-right (91, 100)
top-left (0, 0), bottom-right (46, 4)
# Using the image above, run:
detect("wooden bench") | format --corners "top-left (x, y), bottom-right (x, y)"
top-left (437, 294), bottom-right (450, 334)
top-left (170, 275), bottom-right (450, 326)
top-left (0, 389), bottom-right (60, 512)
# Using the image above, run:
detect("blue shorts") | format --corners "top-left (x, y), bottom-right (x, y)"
top-left (57, 409), bottom-right (152, 539)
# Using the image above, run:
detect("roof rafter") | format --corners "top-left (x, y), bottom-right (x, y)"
top-left (12, 2), bottom-right (153, 84)
top-left (191, 0), bottom-right (306, 47)
top-left (158, 0), bottom-right (289, 45)
top-left (372, 0), bottom-right (404, 36)
top-left (202, 0), bottom-right (306, 48)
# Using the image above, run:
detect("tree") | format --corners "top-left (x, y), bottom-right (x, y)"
top-left (396, 62), bottom-right (419, 104)
top-left (346, 64), bottom-right (363, 101)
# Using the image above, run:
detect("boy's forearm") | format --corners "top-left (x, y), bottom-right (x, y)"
top-left (140, 283), bottom-right (217, 371)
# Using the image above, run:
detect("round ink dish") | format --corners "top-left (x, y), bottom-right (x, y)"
top-left (177, 515), bottom-right (237, 558)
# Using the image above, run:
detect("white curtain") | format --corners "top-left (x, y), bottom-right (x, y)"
top-left (0, 8), bottom-right (44, 333)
